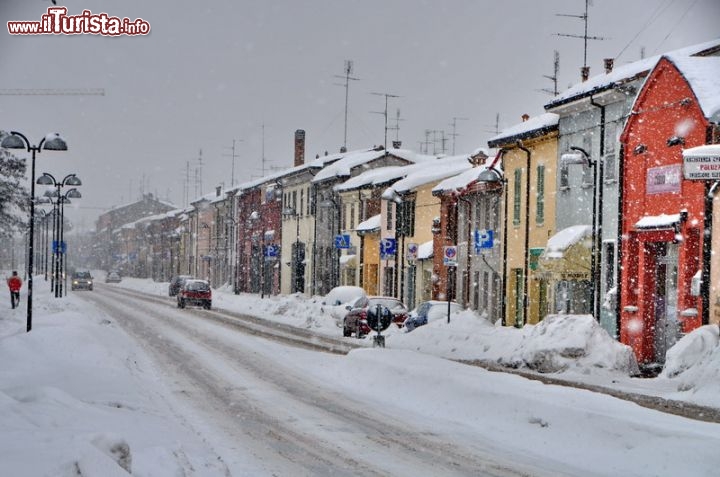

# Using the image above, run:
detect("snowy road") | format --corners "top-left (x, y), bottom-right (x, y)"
top-left (82, 285), bottom-right (547, 477)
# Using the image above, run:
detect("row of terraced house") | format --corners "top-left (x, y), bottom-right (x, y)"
top-left (93, 39), bottom-right (720, 366)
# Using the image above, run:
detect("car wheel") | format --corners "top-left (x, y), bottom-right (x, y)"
top-left (203, 302), bottom-right (211, 310)
top-left (179, 299), bottom-right (186, 309)
top-left (343, 326), bottom-right (352, 337)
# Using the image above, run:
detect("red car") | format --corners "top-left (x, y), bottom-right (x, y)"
top-left (343, 296), bottom-right (408, 338)
top-left (177, 279), bottom-right (212, 310)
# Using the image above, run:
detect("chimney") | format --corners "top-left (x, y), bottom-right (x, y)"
top-left (604, 58), bottom-right (614, 74)
top-left (521, 114), bottom-right (530, 122)
top-left (340, 146), bottom-right (347, 153)
top-left (392, 140), bottom-right (402, 149)
top-left (294, 129), bottom-right (305, 167)
top-left (581, 66), bottom-right (590, 82)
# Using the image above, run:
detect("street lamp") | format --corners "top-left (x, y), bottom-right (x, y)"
top-left (560, 145), bottom-right (601, 322)
top-left (1, 132), bottom-right (67, 332)
top-left (38, 173), bottom-right (82, 297)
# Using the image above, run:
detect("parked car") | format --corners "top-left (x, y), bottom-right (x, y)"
top-left (322, 286), bottom-right (367, 324)
top-left (105, 271), bottom-right (122, 283)
top-left (169, 275), bottom-right (193, 296)
top-left (71, 271), bottom-right (94, 291)
top-left (343, 296), bottom-right (408, 337)
top-left (177, 279), bottom-right (212, 310)
top-left (404, 300), bottom-right (463, 332)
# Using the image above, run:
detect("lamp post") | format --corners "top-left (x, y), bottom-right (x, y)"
top-left (37, 173), bottom-right (82, 298)
top-left (560, 145), bottom-right (601, 321)
top-left (225, 217), bottom-right (238, 293)
top-left (199, 222), bottom-right (211, 281)
top-left (1, 132), bottom-right (67, 332)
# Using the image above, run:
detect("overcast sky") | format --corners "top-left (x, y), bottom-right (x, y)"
top-left (2, 0), bottom-right (719, 230)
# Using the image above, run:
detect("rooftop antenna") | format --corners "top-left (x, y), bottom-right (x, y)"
top-left (223, 139), bottom-right (243, 187)
top-left (449, 117), bottom-right (469, 155)
top-left (195, 149), bottom-right (203, 198)
top-left (370, 91), bottom-right (400, 152)
top-left (485, 113), bottom-right (501, 136)
top-left (540, 50), bottom-right (560, 96)
top-left (334, 60), bottom-right (359, 151)
top-left (555, 0), bottom-right (606, 77)
top-left (261, 123), bottom-right (267, 177)
top-left (422, 129), bottom-right (432, 154)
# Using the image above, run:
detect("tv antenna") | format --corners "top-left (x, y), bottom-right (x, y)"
top-left (222, 139), bottom-right (243, 188)
top-left (539, 50), bottom-right (560, 96)
top-left (334, 60), bottom-right (359, 151)
top-left (370, 91), bottom-right (400, 151)
top-left (555, 0), bottom-right (606, 71)
top-left (449, 117), bottom-right (469, 155)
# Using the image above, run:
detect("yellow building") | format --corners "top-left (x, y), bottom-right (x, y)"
top-left (488, 113), bottom-right (559, 326)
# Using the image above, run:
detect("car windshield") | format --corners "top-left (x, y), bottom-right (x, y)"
top-left (74, 272), bottom-right (91, 279)
top-left (186, 281), bottom-right (210, 292)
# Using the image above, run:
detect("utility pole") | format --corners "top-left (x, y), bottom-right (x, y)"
top-left (223, 139), bottom-right (243, 188)
top-left (555, 0), bottom-right (605, 75)
top-left (334, 60), bottom-right (359, 151)
top-left (449, 117), bottom-right (469, 155)
top-left (370, 92), bottom-right (400, 152)
top-left (195, 149), bottom-right (203, 198)
top-left (261, 123), bottom-right (267, 177)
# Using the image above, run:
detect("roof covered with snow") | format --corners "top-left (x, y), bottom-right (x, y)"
top-left (545, 38), bottom-right (720, 109)
top-left (384, 155), bottom-right (473, 195)
top-left (683, 144), bottom-right (720, 158)
top-left (667, 55), bottom-right (720, 122)
top-left (487, 113), bottom-right (559, 147)
top-left (433, 164), bottom-right (492, 195)
top-left (334, 166), bottom-right (408, 192)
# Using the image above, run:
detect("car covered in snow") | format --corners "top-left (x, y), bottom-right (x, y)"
top-left (177, 279), bottom-right (212, 310)
top-left (105, 270), bottom-right (122, 283)
top-left (322, 286), bottom-right (367, 324)
top-left (403, 300), bottom-right (463, 332)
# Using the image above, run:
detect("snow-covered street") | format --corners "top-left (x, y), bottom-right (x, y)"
top-left (1, 277), bottom-right (719, 476)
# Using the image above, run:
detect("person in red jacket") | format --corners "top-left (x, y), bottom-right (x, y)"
top-left (7, 270), bottom-right (22, 309)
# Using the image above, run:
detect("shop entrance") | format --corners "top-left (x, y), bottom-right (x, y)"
top-left (653, 242), bottom-right (679, 364)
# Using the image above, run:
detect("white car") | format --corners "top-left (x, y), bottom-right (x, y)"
top-left (322, 286), bottom-right (367, 324)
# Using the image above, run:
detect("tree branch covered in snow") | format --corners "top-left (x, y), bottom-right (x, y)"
top-left (0, 131), bottom-right (30, 237)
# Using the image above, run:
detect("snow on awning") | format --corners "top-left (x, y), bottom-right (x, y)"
top-left (340, 254), bottom-right (357, 267)
top-left (635, 213), bottom-right (680, 230)
top-left (417, 240), bottom-right (434, 260)
top-left (264, 230), bottom-right (275, 240)
top-left (683, 144), bottom-right (720, 158)
top-left (543, 225), bottom-right (592, 259)
top-left (356, 214), bottom-right (380, 233)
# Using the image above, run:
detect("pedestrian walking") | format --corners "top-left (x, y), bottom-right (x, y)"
top-left (7, 270), bottom-right (22, 309)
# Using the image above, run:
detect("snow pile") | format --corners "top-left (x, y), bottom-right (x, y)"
top-left (661, 325), bottom-right (720, 407)
top-left (508, 314), bottom-right (639, 375)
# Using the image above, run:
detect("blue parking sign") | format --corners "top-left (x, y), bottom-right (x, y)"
top-left (380, 238), bottom-right (396, 259)
top-left (334, 234), bottom-right (351, 249)
top-left (474, 229), bottom-right (494, 252)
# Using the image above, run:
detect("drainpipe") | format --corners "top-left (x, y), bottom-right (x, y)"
top-left (615, 144), bottom-right (625, 338)
top-left (702, 180), bottom-right (720, 326)
top-left (458, 194), bottom-right (473, 308)
top-left (590, 96), bottom-right (606, 324)
top-left (311, 183), bottom-right (318, 296)
top-left (517, 140), bottom-right (532, 327)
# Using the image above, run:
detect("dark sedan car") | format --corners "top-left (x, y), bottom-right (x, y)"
top-left (343, 296), bottom-right (408, 338)
top-left (71, 271), bottom-right (94, 291)
top-left (169, 275), bottom-right (193, 296)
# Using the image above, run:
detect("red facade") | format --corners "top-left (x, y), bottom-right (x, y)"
top-left (619, 57), bottom-right (709, 364)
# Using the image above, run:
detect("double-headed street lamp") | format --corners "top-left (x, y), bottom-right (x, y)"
top-left (561, 146), bottom-right (602, 322)
top-left (38, 173), bottom-right (82, 298)
top-left (1, 132), bottom-right (67, 332)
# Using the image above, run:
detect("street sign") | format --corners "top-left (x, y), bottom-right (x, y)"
top-left (264, 244), bottom-right (279, 260)
top-left (407, 242), bottom-right (418, 261)
top-left (474, 229), bottom-right (494, 252)
top-left (380, 237), bottom-right (396, 259)
top-left (52, 240), bottom-right (66, 254)
top-left (334, 234), bottom-right (351, 249)
top-left (443, 245), bottom-right (458, 267)
top-left (683, 154), bottom-right (720, 180)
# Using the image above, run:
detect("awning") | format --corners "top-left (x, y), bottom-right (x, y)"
top-left (635, 213), bottom-right (681, 230)
top-left (417, 240), bottom-right (434, 260)
top-left (539, 225), bottom-right (591, 280)
top-left (340, 254), bottom-right (357, 268)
